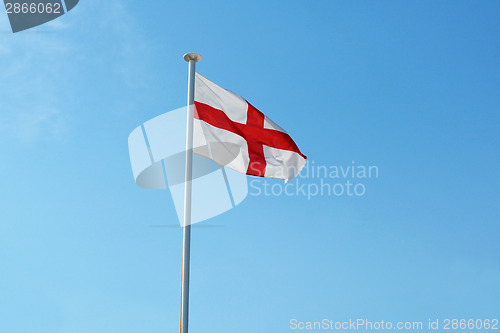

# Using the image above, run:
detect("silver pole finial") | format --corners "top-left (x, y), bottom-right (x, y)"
top-left (183, 53), bottom-right (202, 62)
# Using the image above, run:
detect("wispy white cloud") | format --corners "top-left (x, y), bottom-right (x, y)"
top-left (78, 0), bottom-right (152, 90)
top-left (0, 0), bottom-right (151, 143)
top-left (14, 107), bottom-right (68, 142)
top-left (0, 32), bottom-right (70, 143)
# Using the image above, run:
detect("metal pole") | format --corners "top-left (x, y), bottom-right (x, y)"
top-left (180, 52), bottom-right (201, 333)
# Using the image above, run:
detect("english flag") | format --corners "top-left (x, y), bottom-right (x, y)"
top-left (193, 73), bottom-right (307, 182)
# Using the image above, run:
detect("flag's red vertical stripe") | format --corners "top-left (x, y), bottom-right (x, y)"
top-left (245, 103), bottom-right (267, 177)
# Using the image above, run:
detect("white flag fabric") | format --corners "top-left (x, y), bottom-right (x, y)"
top-left (193, 73), bottom-right (307, 182)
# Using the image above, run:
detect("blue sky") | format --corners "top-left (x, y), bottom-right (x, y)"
top-left (1, 1), bottom-right (499, 332)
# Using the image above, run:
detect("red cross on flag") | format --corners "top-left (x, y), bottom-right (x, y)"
top-left (193, 73), bottom-right (307, 182)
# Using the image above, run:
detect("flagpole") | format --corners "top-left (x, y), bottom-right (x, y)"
top-left (180, 52), bottom-right (201, 333)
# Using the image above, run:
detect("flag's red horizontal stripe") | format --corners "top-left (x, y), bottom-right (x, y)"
top-left (194, 102), bottom-right (306, 159)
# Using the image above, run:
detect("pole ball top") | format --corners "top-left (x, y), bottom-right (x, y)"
top-left (183, 53), bottom-right (202, 62)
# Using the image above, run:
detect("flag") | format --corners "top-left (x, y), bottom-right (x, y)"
top-left (193, 73), bottom-right (307, 182)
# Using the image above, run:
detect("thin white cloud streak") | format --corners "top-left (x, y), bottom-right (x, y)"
top-left (0, 0), bottom-right (151, 143)
top-left (0, 34), bottom-right (71, 143)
